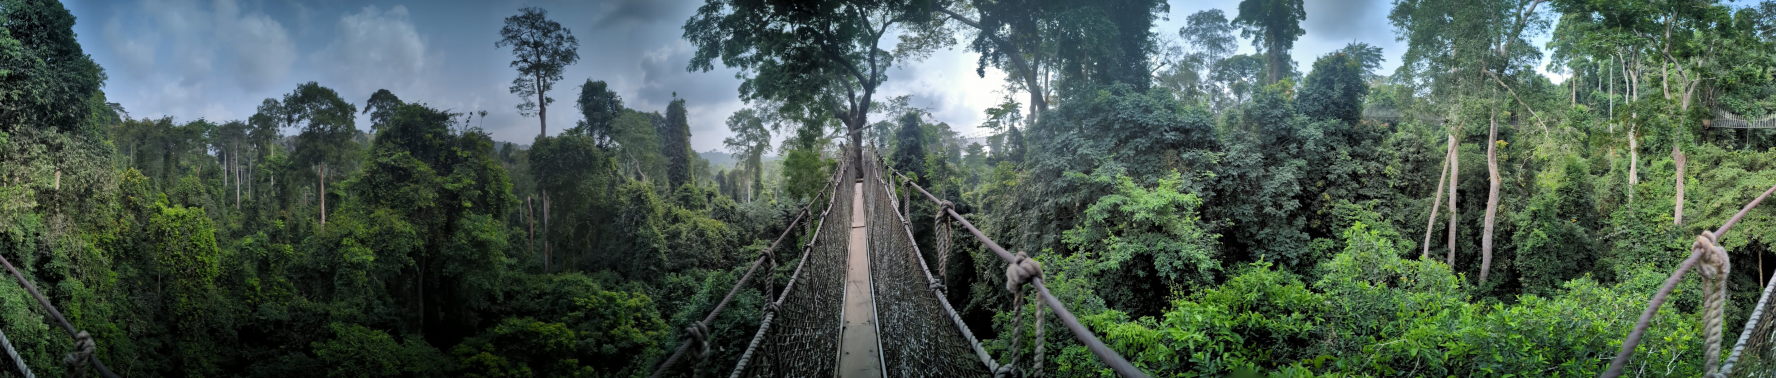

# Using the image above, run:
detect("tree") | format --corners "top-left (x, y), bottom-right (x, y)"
top-left (686, 0), bottom-right (941, 170)
top-left (0, 0), bottom-right (106, 134)
top-left (722, 108), bottom-right (771, 201)
top-left (497, 7), bottom-right (579, 137)
top-left (1298, 43), bottom-right (1378, 124)
top-left (363, 89), bottom-right (404, 129)
top-left (574, 79), bottom-right (622, 147)
top-left (893, 112), bottom-right (926, 182)
top-left (1234, 0), bottom-right (1306, 85)
top-left (662, 97), bottom-right (693, 189)
top-left (282, 82), bottom-right (359, 227)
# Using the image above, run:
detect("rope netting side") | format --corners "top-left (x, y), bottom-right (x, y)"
top-left (651, 198), bottom-right (819, 377)
top-left (731, 155), bottom-right (852, 377)
top-left (880, 153), bottom-right (1147, 378)
top-left (863, 150), bottom-right (996, 376)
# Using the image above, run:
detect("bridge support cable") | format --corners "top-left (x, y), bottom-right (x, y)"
top-left (0, 327), bottom-right (32, 378)
top-left (880, 151), bottom-right (1148, 378)
top-left (862, 149), bottom-right (996, 376)
top-left (731, 154), bottom-right (853, 377)
top-left (651, 181), bottom-right (833, 377)
top-left (0, 245), bottom-right (119, 377)
top-left (1604, 184), bottom-right (1776, 378)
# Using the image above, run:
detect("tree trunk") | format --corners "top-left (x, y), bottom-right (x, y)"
top-left (1422, 137), bottom-right (1455, 259)
top-left (1448, 132), bottom-right (1459, 266)
top-left (319, 164), bottom-right (328, 227)
top-left (536, 74), bottom-right (548, 137)
top-left (1480, 112), bottom-right (1502, 283)
top-left (1674, 145), bottom-right (1686, 225)
top-left (1628, 124), bottom-right (1639, 201)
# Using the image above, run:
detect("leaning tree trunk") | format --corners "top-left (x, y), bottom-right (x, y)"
top-left (1480, 112), bottom-right (1502, 283)
top-left (1448, 132), bottom-right (1460, 266)
top-left (1422, 135), bottom-right (1455, 259)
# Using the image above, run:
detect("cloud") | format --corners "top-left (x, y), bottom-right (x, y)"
top-left (213, 0), bottom-right (296, 91)
top-left (316, 5), bottom-right (433, 104)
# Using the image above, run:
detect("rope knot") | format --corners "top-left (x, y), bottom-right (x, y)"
top-left (63, 330), bottom-right (93, 369)
top-left (939, 200), bottom-right (954, 210)
top-left (929, 281), bottom-right (946, 294)
top-left (993, 363), bottom-right (1022, 377)
top-left (1696, 231), bottom-right (1730, 280)
top-left (1004, 252), bottom-right (1042, 293)
top-left (683, 323), bottom-right (712, 358)
top-left (763, 301), bottom-right (781, 315)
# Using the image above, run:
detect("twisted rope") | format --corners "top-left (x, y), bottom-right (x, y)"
top-left (1696, 232), bottom-right (1729, 376)
top-left (0, 328), bottom-right (33, 378)
top-left (935, 201), bottom-right (954, 280)
top-left (1718, 261), bottom-right (1776, 376)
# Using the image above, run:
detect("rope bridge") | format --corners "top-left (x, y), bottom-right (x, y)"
top-left (653, 146), bottom-right (1146, 377)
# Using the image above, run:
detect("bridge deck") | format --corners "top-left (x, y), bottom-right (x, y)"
top-left (838, 181), bottom-right (884, 377)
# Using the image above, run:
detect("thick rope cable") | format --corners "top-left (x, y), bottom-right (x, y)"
top-left (935, 202), bottom-right (953, 280)
top-left (1604, 184), bottom-right (1776, 378)
top-left (0, 328), bottom-right (33, 378)
top-left (1697, 232), bottom-right (1730, 376)
top-left (0, 247), bottom-right (119, 378)
top-left (1718, 261), bottom-right (1776, 376)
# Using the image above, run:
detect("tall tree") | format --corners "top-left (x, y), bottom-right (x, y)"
top-left (363, 89), bottom-right (404, 129)
top-left (723, 108), bottom-right (771, 202)
top-left (662, 97), bottom-right (693, 189)
top-left (0, 0), bottom-right (105, 134)
top-left (282, 82), bottom-right (359, 227)
top-left (574, 79), bottom-right (623, 147)
top-left (1234, 0), bottom-right (1306, 85)
top-left (497, 7), bottom-right (579, 137)
top-left (686, 0), bottom-right (941, 170)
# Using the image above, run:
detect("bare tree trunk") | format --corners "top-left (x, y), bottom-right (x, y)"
top-left (536, 74), bottom-right (548, 137)
top-left (1480, 112), bottom-right (1502, 283)
top-left (1674, 145), bottom-right (1686, 225)
top-left (1422, 136), bottom-right (1455, 259)
top-left (1448, 132), bottom-right (1460, 266)
top-left (319, 164), bottom-right (328, 227)
top-left (1628, 123), bottom-right (1639, 202)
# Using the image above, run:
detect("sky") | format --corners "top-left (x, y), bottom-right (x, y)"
top-left (64, 0), bottom-right (1560, 152)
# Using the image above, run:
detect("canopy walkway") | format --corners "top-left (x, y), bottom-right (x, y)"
top-left (653, 147), bottom-right (1142, 377)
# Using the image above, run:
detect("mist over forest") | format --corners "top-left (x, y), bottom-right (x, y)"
top-left (7, 0), bottom-right (1776, 376)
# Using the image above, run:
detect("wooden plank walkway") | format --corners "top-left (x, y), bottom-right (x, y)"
top-left (837, 181), bottom-right (883, 377)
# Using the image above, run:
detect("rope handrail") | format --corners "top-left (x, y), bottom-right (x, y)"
top-left (728, 153), bottom-right (850, 377)
top-left (0, 246), bottom-right (119, 377)
top-left (878, 153), bottom-right (1148, 378)
top-left (1603, 184), bottom-right (1776, 378)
